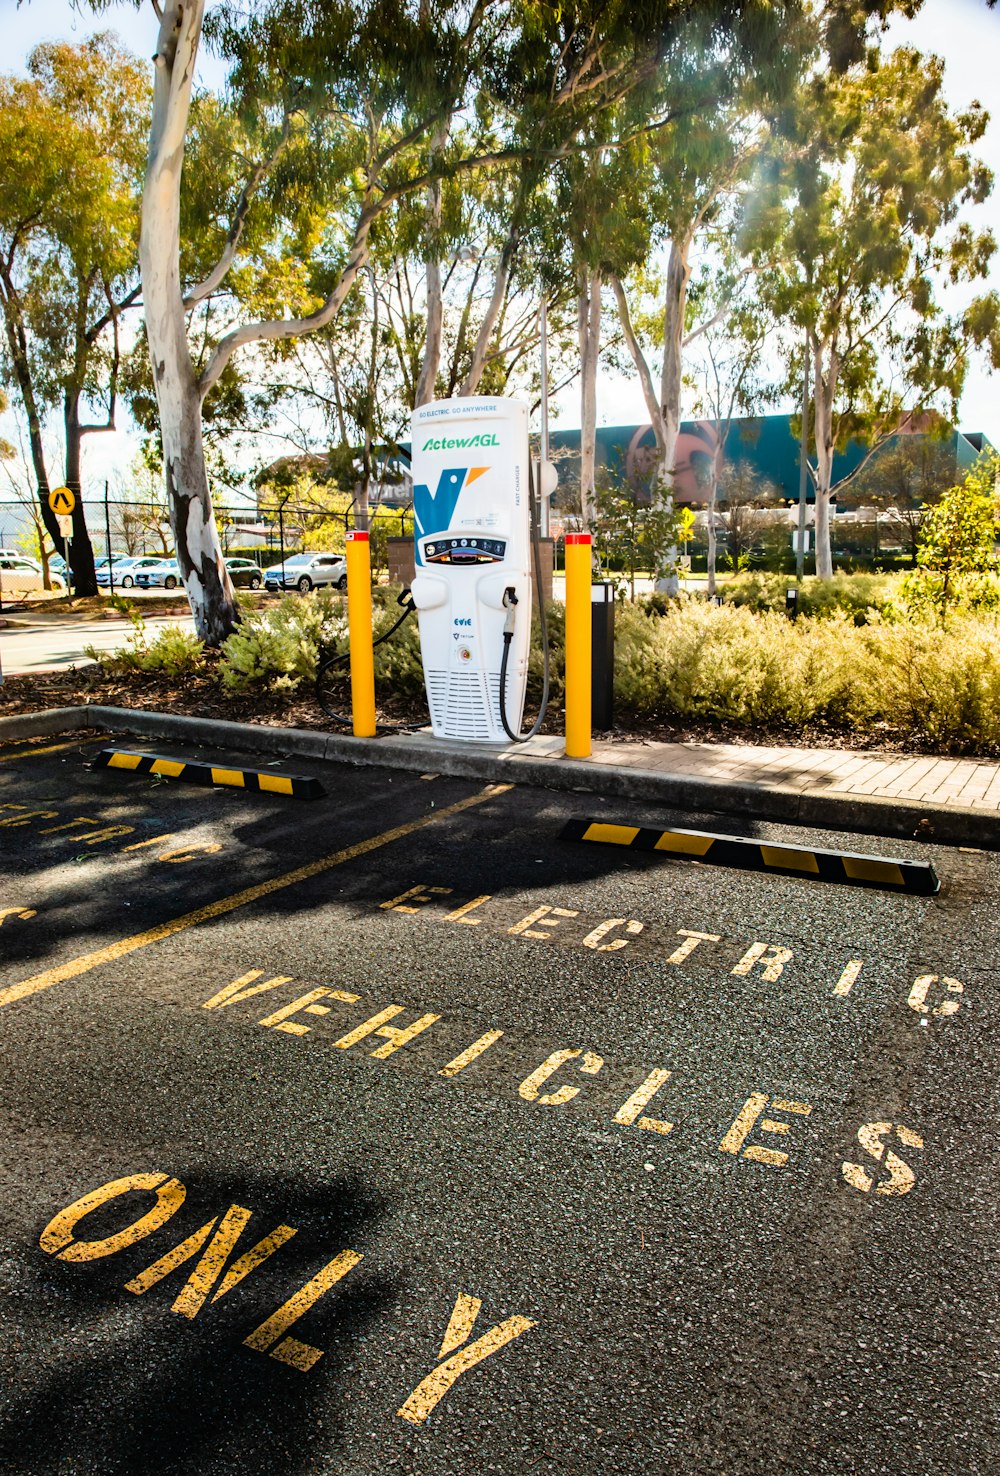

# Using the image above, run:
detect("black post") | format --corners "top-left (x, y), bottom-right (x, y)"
top-left (104, 479), bottom-right (114, 595)
top-left (278, 500), bottom-right (286, 580)
top-left (591, 580), bottom-right (615, 731)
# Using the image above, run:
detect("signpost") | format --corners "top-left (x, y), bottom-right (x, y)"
top-left (48, 487), bottom-right (75, 599)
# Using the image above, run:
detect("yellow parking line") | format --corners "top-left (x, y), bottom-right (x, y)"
top-left (0, 784), bottom-right (512, 1011)
top-left (0, 739), bottom-right (92, 764)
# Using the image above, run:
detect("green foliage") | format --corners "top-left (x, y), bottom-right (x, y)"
top-left (720, 571), bottom-right (903, 622)
top-left (218, 584), bottom-right (426, 697)
top-left (903, 456), bottom-right (1000, 623)
top-left (85, 615), bottom-right (205, 678)
top-left (594, 474), bottom-right (691, 594)
top-left (616, 600), bottom-right (1000, 751)
top-left (0, 36), bottom-right (149, 591)
top-left (219, 591), bottom-right (345, 694)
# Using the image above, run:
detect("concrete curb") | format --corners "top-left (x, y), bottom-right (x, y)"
top-left (1, 702), bottom-right (997, 850)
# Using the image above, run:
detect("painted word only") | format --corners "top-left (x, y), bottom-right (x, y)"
top-left (39, 1172), bottom-right (534, 1421)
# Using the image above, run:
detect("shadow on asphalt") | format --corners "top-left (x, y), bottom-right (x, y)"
top-left (1, 1169), bottom-right (392, 1476)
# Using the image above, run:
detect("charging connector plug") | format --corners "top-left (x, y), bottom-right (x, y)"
top-left (502, 586), bottom-right (518, 637)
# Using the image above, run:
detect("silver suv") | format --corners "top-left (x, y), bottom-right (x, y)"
top-left (264, 553), bottom-right (347, 593)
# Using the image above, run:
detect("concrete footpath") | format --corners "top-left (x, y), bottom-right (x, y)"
top-left (3, 702), bottom-right (999, 850)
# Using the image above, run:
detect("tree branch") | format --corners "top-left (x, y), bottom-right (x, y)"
top-left (609, 273), bottom-right (663, 440)
top-left (198, 199), bottom-right (379, 397)
top-left (183, 114), bottom-right (296, 311)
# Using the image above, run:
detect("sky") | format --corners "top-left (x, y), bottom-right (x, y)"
top-left (2, 0), bottom-right (999, 497)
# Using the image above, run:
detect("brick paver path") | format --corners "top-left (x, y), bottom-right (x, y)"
top-left (582, 739), bottom-right (1000, 812)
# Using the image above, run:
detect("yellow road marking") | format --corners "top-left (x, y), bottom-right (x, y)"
top-left (243, 1248), bottom-right (363, 1370)
top-left (0, 784), bottom-right (512, 1011)
top-left (0, 740), bottom-right (91, 764)
top-left (439, 1029), bottom-right (505, 1078)
top-left (833, 960), bottom-right (863, 997)
top-left (439, 1293), bottom-right (482, 1358)
top-left (397, 1307), bottom-right (537, 1424)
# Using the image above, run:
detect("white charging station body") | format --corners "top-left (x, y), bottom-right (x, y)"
top-left (410, 397), bottom-right (532, 742)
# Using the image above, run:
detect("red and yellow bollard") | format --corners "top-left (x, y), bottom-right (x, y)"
top-left (564, 532), bottom-right (592, 759)
top-left (345, 530), bottom-right (376, 738)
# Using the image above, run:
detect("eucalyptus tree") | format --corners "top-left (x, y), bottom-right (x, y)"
top-left (71, 0), bottom-right (705, 642)
top-left (686, 280), bottom-right (773, 594)
top-left (61, 0), bottom-right (913, 638)
top-left (752, 45), bottom-right (1000, 579)
top-left (599, 2), bottom-right (923, 585)
top-left (0, 36), bottom-right (148, 595)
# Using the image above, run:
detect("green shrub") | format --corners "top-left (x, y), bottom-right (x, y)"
top-left (720, 570), bottom-right (902, 622)
top-left (219, 590), bottom-right (345, 693)
top-left (86, 617), bottom-right (205, 678)
top-left (612, 599), bottom-right (1000, 751)
top-left (219, 585), bottom-right (429, 699)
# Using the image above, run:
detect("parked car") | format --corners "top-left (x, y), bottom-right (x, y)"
top-left (264, 552), bottom-right (347, 593)
top-left (135, 558), bottom-right (182, 589)
top-left (224, 557), bottom-right (263, 590)
top-left (97, 556), bottom-right (165, 588)
top-left (0, 554), bottom-right (66, 594)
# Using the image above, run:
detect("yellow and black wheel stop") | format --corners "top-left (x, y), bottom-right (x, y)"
top-left (561, 819), bottom-right (939, 895)
top-left (93, 749), bottom-right (325, 799)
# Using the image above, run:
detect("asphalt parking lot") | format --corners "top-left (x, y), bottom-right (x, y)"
top-left (0, 733), bottom-right (996, 1476)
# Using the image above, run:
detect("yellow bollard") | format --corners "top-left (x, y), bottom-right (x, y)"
top-left (564, 532), bottom-right (592, 759)
top-left (345, 530), bottom-right (376, 738)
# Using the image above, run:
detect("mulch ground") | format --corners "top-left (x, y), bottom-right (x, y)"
top-left (0, 658), bottom-right (925, 755)
top-left (2, 595), bottom-right (987, 756)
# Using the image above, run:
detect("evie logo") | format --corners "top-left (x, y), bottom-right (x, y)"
top-left (453, 617), bottom-right (472, 627)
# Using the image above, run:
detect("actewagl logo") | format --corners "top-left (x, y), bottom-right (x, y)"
top-left (421, 433), bottom-right (500, 451)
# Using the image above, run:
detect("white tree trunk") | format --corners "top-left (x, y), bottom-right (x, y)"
top-left (706, 472), bottom-right (718, 597)
top-left (658, 234), bottom-right (691, 503)
top-left (141, 0), bottom-right (238, 645)
top-left (577, 268), bottom-right (601, 530)
top-left (653, 234), bottom-right (693, 594)
top-left (610, 273), bottom-right (666, 445)
top-left (812, 342), bottom-right (837, 581)
top-left (460, 228), bottom-right (518, 396)
top-left (414, 119), bottom-right (449, 407)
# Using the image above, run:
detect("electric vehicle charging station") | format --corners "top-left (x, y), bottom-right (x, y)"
top-left (410, 397), bottom-right (536, 742)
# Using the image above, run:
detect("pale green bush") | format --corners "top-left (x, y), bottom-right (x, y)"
top-left (219, 586), bottom-right (429, 698)
top-left (720, 570), bottom-right (903, 622)
top-left (85, 618), bottom-right (205, 678)
top-left (219, 590), bottom-right (345, 693)
top-left (622, 600), bottom-right (1000, 751)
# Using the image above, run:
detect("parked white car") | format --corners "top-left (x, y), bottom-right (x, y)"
top-left (97, 556), bottom-right (166, 589)
top-left (0, 554), bottom-right (66, 594)
top-left (135, 558), bottom-right (182, 589)
top-left (264, 552), bottom-right (348, 593)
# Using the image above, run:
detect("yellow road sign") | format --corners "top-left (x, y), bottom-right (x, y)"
top-left (48, 486), bottom-right (76, 515)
